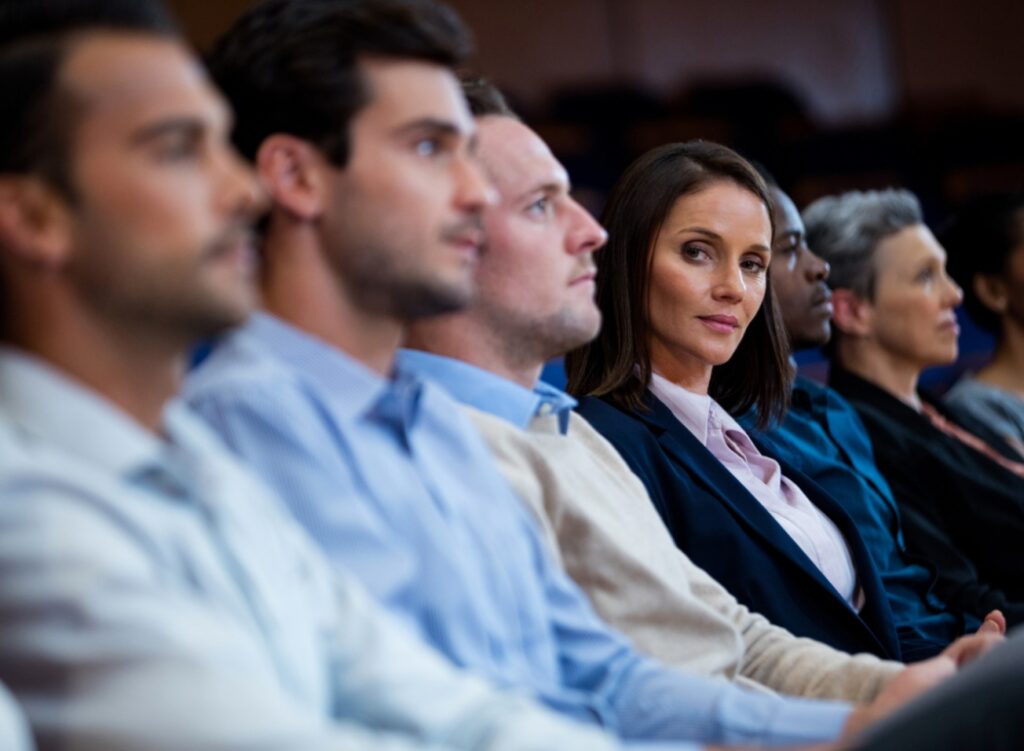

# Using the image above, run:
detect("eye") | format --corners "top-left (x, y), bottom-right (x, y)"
top-left (155, 133), bottom-right (202, 162)
top-left (741, 255), bottom-right (768, 273)
top-left (681, 242), bottom-right (711, 261)
top-left (414, 137), bottom-right (442, 157)
top-left (915, 267), bottom-right (936, 284)
top-left (526, 195), bottom-right (552, 216)
top-left (776, 237), bottom-right (800, 255)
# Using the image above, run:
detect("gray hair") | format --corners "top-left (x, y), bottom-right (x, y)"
top-left (802, 188), bottom-right (923, 300)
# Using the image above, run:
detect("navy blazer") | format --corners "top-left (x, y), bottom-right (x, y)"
top-left (577, 391), bottom-right (902, 661)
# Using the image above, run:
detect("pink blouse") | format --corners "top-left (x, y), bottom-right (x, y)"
top-left (650, 373), bottom-right (862, 609)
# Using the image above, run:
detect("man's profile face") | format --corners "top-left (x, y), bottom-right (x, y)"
top-left (767, 186), bottom-right (833, 350)
top-left (60, 33), bottom-right (263, 342)
top-left (319, 58), bottom-right (493, 322)
top-left (470, 116), bottom-right (606, 362)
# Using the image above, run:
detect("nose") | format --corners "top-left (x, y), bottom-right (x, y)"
top-left (944, 272), bottom-right (964, 307)
top-left (805, 248), bottom-right (830, 283)
top-left (566, 198), bottom-right (607, 256)
top-left (454, 152), bottom-right (498, 213)
top-left (218, 146), bottom-right (267, 220)
top-left (711, 262), bottom-right (746, 303)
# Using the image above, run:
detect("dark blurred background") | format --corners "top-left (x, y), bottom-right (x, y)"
top-left (169, 0), bottom-right (1024, 388)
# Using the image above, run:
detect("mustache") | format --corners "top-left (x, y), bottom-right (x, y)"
top-left (204, 222), bottom-right (259, 260)
top-left (440, 215), bottom-right (484, 238)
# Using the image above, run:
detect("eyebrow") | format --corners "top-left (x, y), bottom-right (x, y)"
top-left (129, 116), bottom-right (208, 146)
top-left (516, 180), bottom-right (569, 203)
top-left (392, 117), bottom-right (465, 139)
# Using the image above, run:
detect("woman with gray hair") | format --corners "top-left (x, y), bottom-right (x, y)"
top-left (804, 188), bottom-right (1024, 628)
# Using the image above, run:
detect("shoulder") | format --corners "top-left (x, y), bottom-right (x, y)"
top-left (463, 406), bottom-right (538, 459)
top-left (575, 395), bottom-right (652, 438)
top-left (945, 376), bottom-right (1023, 419)
top-left (184, 331), bottom-right (305, 410)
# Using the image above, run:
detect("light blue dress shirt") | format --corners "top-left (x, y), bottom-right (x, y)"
top-left (0, 347), bottom-right (642, 751)
top-left (0, 682), bottom-right (31, 751)
top-left (185, 313), bottom-right (851, 747)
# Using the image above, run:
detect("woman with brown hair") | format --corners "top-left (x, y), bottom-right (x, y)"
top-left (567, 141), bottom-right (906, 660)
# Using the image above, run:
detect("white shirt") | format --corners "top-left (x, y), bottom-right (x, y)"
top-left (650, 373), bottom-right (861, 609)
top-left (0, 347), bottom-right (630, 751)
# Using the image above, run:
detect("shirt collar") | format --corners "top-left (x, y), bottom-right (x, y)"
top-left (398, 349), bottom-right (576, 433)
top-left (242, 312), bottom-right (389, 424)
top-left (648, 371), bottom-right (713, 445)
top-left (0, 346), bottom-right (187, 477)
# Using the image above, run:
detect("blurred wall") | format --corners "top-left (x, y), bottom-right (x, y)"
top-left (889, 0), bottom-right (1024, 111)
top-left (170, 0), bottom-right (1024, 123)
top-left (449, 0), bottom-right (896, 125)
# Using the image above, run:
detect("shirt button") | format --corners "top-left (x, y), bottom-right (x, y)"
top-left (537, 403), bottom-right (554, 416)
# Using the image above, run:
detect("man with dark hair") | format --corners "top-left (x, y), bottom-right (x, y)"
top-left (184, 2), bottom-right (917, 748)
top-left (737, 181), bottom-right (1003, 658)
top-left (0, 3), bottom-right (643, 750)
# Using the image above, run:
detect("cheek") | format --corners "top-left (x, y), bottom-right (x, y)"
top-left (743, 278), bottom-right (768, 323)
top-left (876, 293), bottom-right (936, 347)
top-left (648, 268), bottom-right (697, 334)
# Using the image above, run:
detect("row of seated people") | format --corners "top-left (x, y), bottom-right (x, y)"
top-left (1, 0), bottom-right (1024, 749)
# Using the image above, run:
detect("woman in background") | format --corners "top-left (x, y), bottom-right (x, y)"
top-left (942, 193), bottom-right (1024, 458)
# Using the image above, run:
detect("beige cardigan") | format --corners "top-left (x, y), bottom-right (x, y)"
top-left (465, 406), bottom-right (904, 703)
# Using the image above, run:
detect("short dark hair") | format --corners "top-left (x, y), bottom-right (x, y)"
top-left (461, 75), bottom-right (518, 119)
top-left (565, 141), bottom-right (791, 427)
top-left (0, 0), bottom-right (177, 194)
top-left (209, 0), bottom-right (474, 165)
top-left (941, 192), bottom-right (1024, 335)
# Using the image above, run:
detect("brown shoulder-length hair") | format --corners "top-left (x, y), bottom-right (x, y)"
top-left (565, 140), bottom-right (792, 428)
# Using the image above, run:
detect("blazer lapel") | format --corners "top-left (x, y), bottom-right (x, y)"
top-left (635, 394), bottom-right (892, 636)
top-left (776, 460), bottom-right (901, 657)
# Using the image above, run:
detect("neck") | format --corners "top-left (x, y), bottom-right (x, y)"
top-left (405, 315), bottom-right (543, 389)
top-left (261, 222), bottom-right (402, 376)
top-left (836, 336), bottom-right (921, 410)
top-left (5, 295), bottom-right (185, 433)
top-left (648, 343), bottom-right (713, 395)
top-left (977, 317), bottom-right (1024, 396)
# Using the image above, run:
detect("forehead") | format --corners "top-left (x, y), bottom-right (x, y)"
top-left (60, 33), bottom-right (225, 138)
top-left (770, 187), bottom-right (803, 238)
top-left (476, 117), bottom-right (568, 199)
top-left (875, 224), bottom-right (945, 272)
top-left (354, 57), bottom-right (473, 136)
top-left (663, 180), bottom-right (771, 236)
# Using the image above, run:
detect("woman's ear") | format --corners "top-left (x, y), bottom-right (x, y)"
top-left (0, 177), bottom-right (73, 268)
top-left (254, 134), bottom-right (327, 221)
top-left (973, 273), bottom-right (1008, 316)
top-left (831, 287), bottom-right (874, 338)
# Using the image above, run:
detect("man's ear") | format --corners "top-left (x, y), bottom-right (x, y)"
top-left (831, 287), bottom-right (874, 338)
top-left (255, 134), bottom-right (328, 221)
top-left (973, 273), bottom-right (1008, 316)
top-left (0, 177), bottom-right (72, 268)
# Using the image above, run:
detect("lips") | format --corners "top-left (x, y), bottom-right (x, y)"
top-left (569, 269), bottom-right (597, 286)
top-left (698, 314), bottom-right (740, 333)
top-left (447, 230), bottom-right (485, 251)
top-left (208, 227), bottom-right (257, 269)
